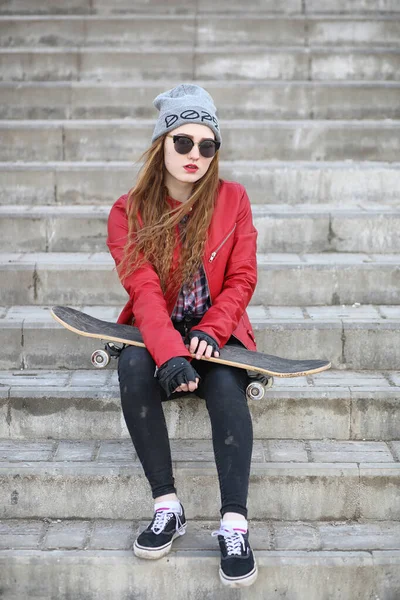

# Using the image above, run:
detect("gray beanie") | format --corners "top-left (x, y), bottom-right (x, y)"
top-left (151, 83), bottom-right (221, 144)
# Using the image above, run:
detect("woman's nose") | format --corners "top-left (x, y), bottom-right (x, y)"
top-left (187, 144), bottom-right (200, 160)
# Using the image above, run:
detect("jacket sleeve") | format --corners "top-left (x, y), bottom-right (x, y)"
top-left (193, 186), bottom-right (258, 347)
top-left (106, 195), bottom-right (191, 367)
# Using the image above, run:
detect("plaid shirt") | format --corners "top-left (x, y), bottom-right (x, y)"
top-left (171, 214), bottom-right (211, 322)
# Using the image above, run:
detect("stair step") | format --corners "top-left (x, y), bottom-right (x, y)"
top-left (2, 118), bottom-right (400, 162)
top-left (1, 438), bottom-right (398, 463)
top-left (1, 15), bottom-right (399, 48)
top-left (0, 441), bottom-right (399, 519)
top-left (0, 0), bottom-right (399, 15)
top-left (306, 0), bottom-right (400, 14)
top-left (1, 370), bottom-right (399, 439)
top-left (1, 47), bottom-right (400, 82)
top-left (1, 160), bottom-right (399, 206)
top-left (0, 0), bottom-right (290, 16)
top-left (2, 252), bottom-right (400, 307)
top-left (0, 2), bottom-right (398, 597)
top-left (1, 203), bottom-right (400, 253)
top-left (2, 80), bottom-right (400, 120)
top-left (0, 519), bottom-right (398, 599)
top-left (1, 518), bottom-right (399, 551)
top-left (1, 304), bottom-right (400, 370)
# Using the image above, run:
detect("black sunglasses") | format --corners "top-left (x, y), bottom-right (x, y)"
top-left (169, 134), bottom-right (220, 158)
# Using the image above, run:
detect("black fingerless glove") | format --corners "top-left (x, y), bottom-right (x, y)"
top-left (187, 330), bottom-right (220, 354)
top-left (155, 357), bottom-right (200, 396)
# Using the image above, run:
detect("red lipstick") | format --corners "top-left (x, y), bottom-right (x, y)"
top-left (184, 164), bottom-right (198, 172)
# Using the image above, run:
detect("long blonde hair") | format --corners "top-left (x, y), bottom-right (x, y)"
top-left (118, 133), bottom-right (221, 296)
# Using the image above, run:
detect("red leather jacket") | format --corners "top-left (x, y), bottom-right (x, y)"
top-left (107, 179), bottom-right (258, 367)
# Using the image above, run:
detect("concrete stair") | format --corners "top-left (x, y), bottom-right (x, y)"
top-left (2, 251), bottom-right (400, 306)
top-left (0, 439), bottom-right (399, 521)
top-left (0, 520), bottom-right (398, 600)
top-left (2, 304), bottom-right (400, 370)
top-left (1, 15), bottom-right (400, 48)
top-left (1, 160), bottom-right (400, 206)
top-left (1, 0), bottom-right (400, 15)
top-left (1, 0), bottom-right (400, 597)
top-left (3, 119), bottom-right (400, 161)
top-left (2, 46), bottom-right (400, 82)
top-left (1, 369), bottom-right (399, 441)
top-left (2, 81), bottom-right (400, 120)
top-left (1, 203), bottom-right (400, 253)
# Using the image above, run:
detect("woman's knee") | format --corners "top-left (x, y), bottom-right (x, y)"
top-left (118, 345), bottom-right (155, 376)
top-left (202, 364), bottom-right (248, 399)
top-left (117, 345), bottom-right (156, 396)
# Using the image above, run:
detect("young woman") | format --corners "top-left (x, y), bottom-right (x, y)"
top-left (107, 83), bottom-right (258, 588)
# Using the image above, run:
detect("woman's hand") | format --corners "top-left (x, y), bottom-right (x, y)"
top-left (186, 330), bottom-right (220, 361)
top-left (173, 377), bottom-right (200, 393)
top-left (156, 357), bottom-right (200, 395)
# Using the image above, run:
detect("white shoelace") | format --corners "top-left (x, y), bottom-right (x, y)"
top-left (151, 509), bottom-right (185, 536)
top-left (211, 526), bottom-right (246, 556)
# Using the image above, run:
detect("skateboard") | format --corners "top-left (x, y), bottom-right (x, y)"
top-left (51, 306), bottom-right (331, 400)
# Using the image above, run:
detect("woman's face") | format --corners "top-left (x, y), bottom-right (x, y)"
top-left (163, 123), bottom-right (217, 186)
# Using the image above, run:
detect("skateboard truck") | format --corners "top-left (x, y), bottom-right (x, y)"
top-left (91, 341), bottom-right (125, 368)
top-left (246, 373), bottom-right (274, 400)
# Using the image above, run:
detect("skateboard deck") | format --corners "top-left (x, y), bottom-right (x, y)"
top-left (51, 306), bottom-right (331, 378)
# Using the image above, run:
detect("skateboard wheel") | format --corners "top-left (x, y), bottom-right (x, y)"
top-left (91, 348), bottom-right (110, 368)
top-left (265, 376), bottom-right (274, 389)
top-left (246, 382), bottom-right (265, 401)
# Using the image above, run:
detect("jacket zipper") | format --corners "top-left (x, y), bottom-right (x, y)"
top-left (169, 224), bottom-right (247, 348)
top-left (203, 254), bottom-right (245, 347)
top-left (169, 224), bottom-right (236, 315)
top-left (208, 224), bottom-right (237, 263)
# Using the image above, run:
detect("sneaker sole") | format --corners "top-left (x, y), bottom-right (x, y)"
top-left (219, 561), bottom-right (258, 588)
top-left (133, 524), bottom-right (187, 560)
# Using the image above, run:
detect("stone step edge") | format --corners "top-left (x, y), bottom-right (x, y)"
top-left (1, 367), bottom-right (399, 393)
top-left (2, 80), bottom-right (400, 88)
top-left (1, 7), bottom-right (400, 16)
top-left (0, 548), bottom-right (397, 563)
top-left (1, 159), bottom-right (399, 169)
top-left (2, 14), bottom-right (400, 21)
top-left (0, 551), bottom-right (398, 600)
top-left (2, 374), bottom-right (399, 442)
top-left (0, 518), bottom-right (399, 552)
top-left (2, 118), bottom-right (400, 126)
top-left (1, 460), bottom-right (398, 521)
top-left (2, 304), bottom-right (399, 328)
top-left (2, 44), bottom-right (400, 53)
top-left (0, 438), bottom-right (399, 464)
top-left (1, 457), bottom-right (399, 469)
top-left (2, 203), bottom-right (400, 216)
top-left (2, 251), bottom-right (400, 266)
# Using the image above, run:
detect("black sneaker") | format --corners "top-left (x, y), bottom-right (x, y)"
top-left (133, 504), bottom-right (186, 560)
top-left (212, 525), bottom-right (258, 587)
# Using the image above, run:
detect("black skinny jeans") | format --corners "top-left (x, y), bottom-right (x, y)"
top-left (117, 321), bottom-right (253, 519)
